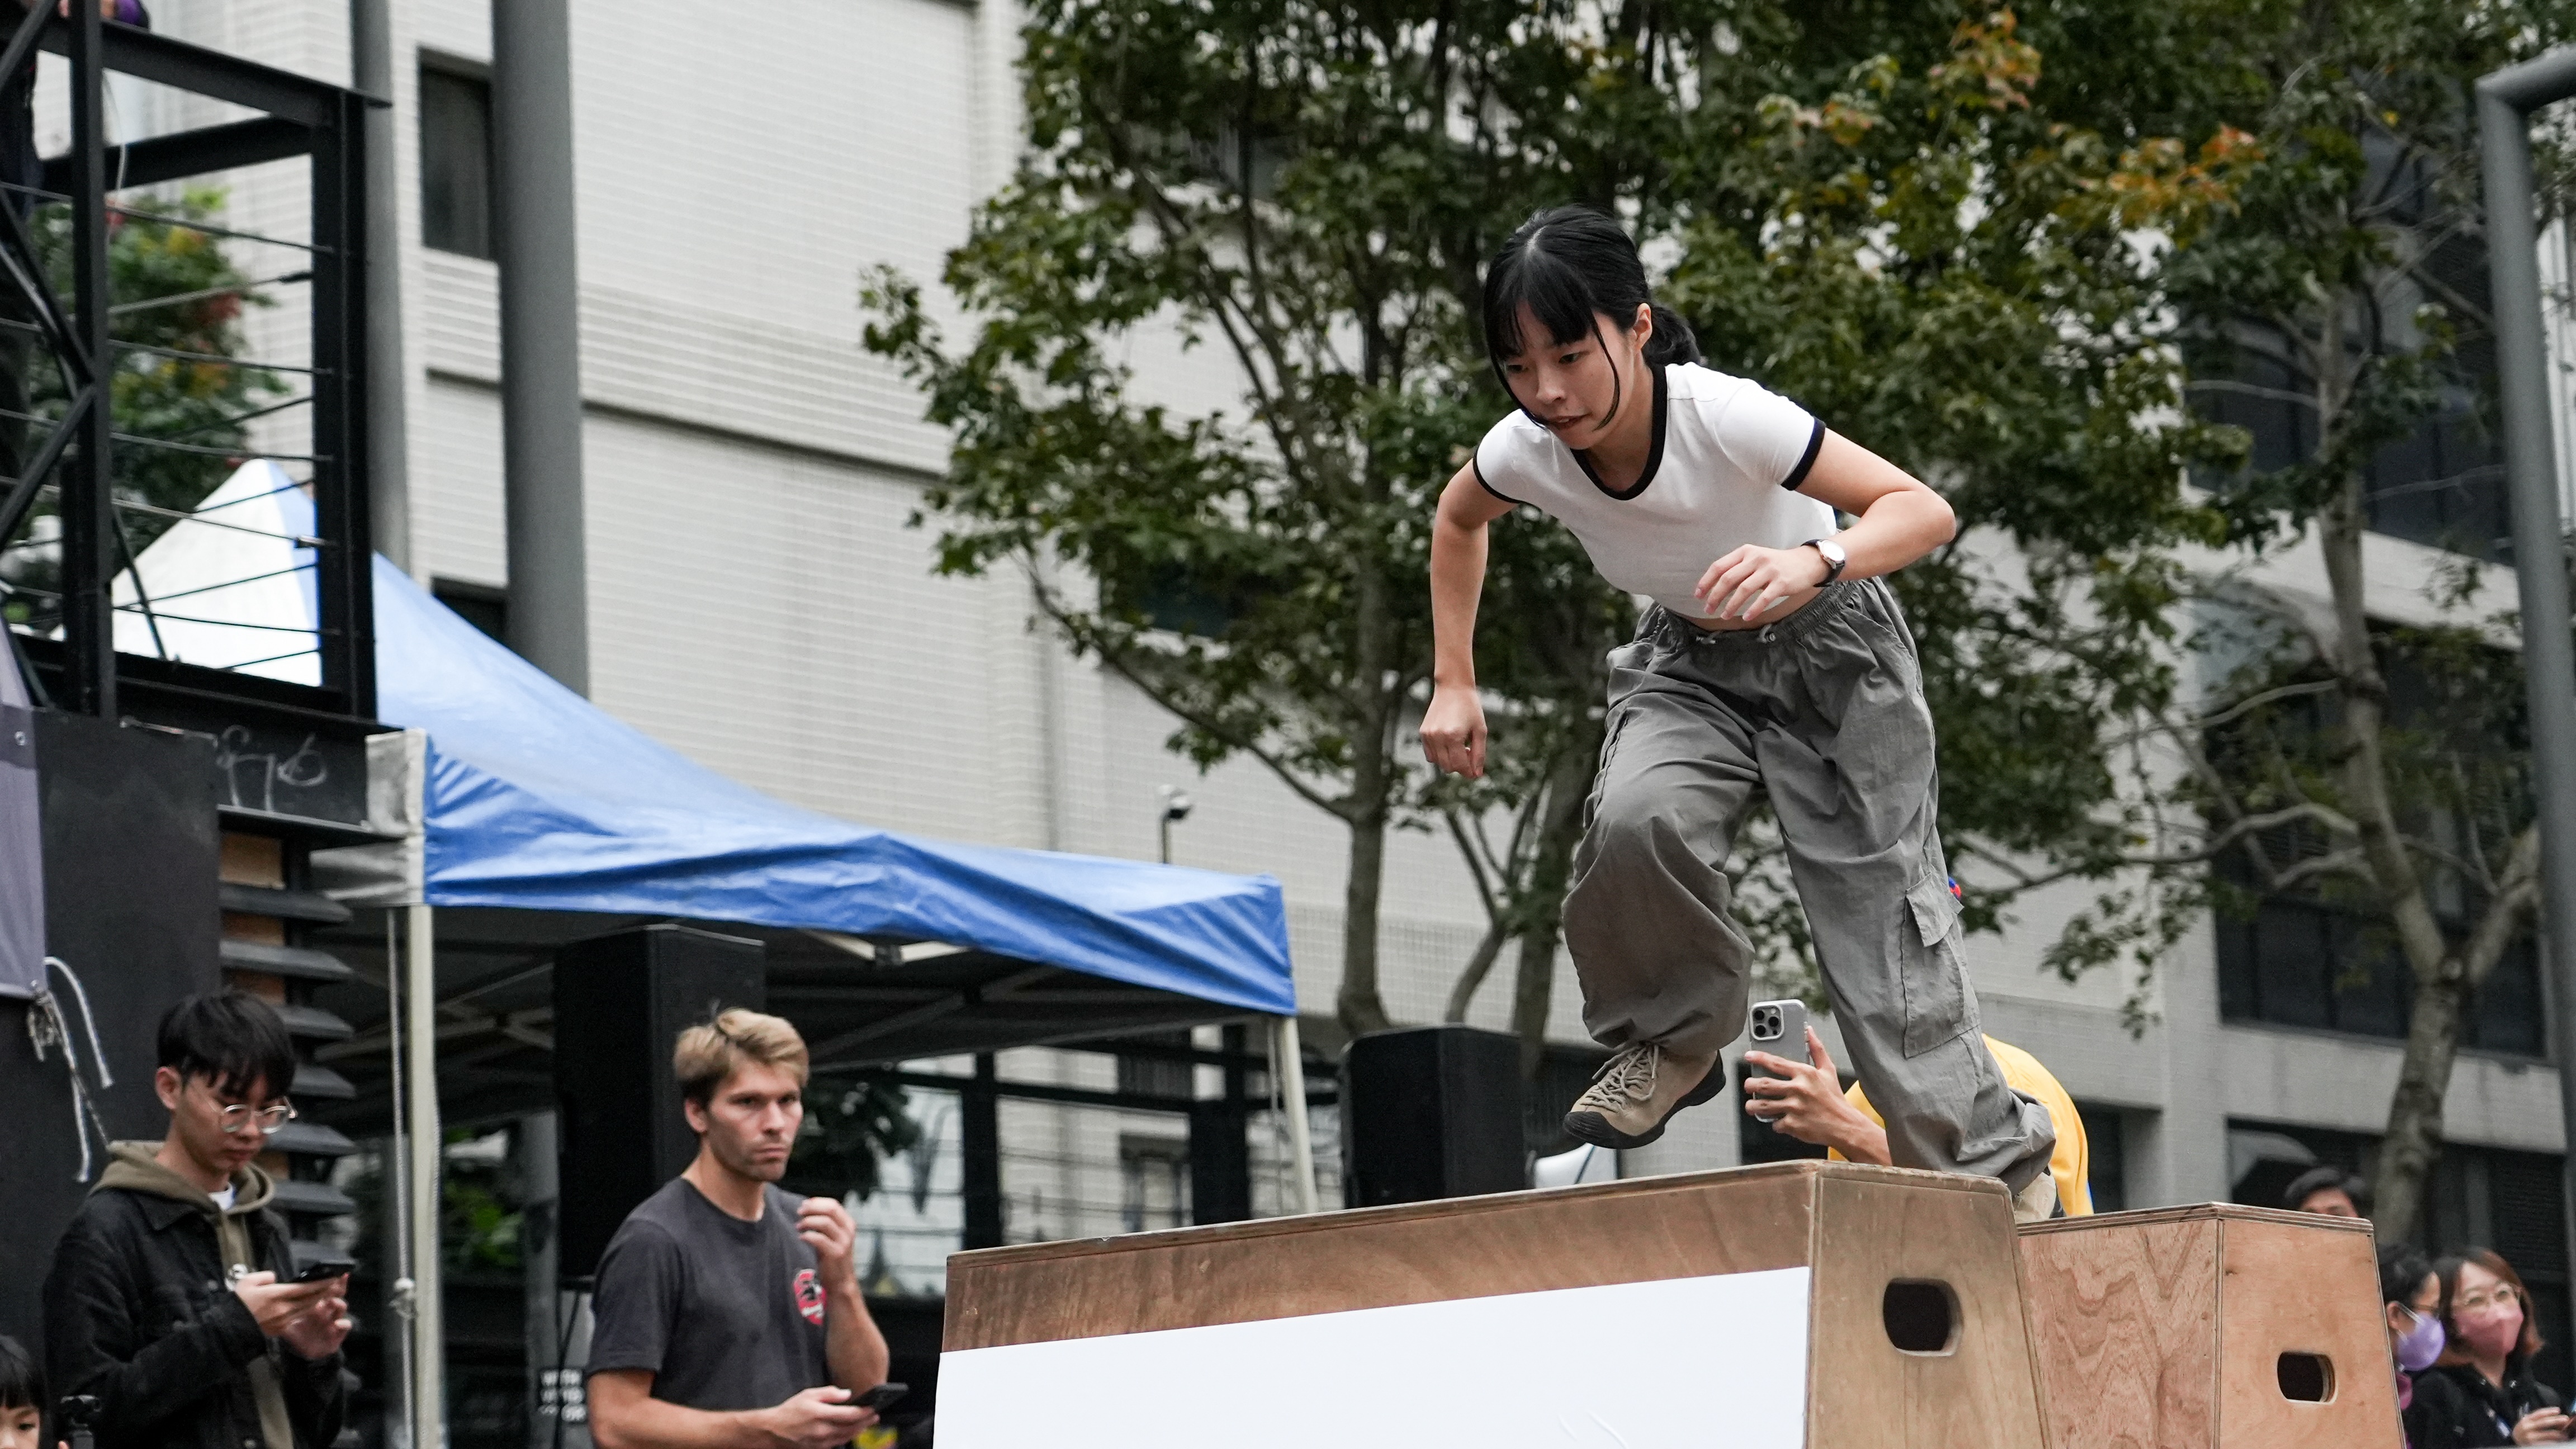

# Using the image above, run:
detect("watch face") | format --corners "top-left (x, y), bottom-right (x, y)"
top-left (1819, 540), bottom-right (1846, 564)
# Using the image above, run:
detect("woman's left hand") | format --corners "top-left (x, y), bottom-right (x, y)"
top-left (1695, 544), bottom-right (1827, 622)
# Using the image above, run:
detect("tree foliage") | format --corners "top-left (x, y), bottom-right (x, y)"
top-left (782, 1077), bottom-right (921, 1204)
top-left (873, 0), bottom-right (2576, 1230)
top-left (2, 187), bottom-right (283, 627)
top-left (863, 0), bottom-right (1672, 1037)
top-left (2085, 0), bottom-right (2576, 1238)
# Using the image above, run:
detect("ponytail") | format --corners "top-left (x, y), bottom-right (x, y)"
top-left (1644, 304), bottom-right (1701, 368)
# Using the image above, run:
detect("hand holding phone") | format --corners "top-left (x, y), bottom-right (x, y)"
top-left (291, 1256), bottom-right (356, 1284)
top-left (1745, 1000), bottom-right (1809, 1082)
top-left (853, 1383), bottom-right (907, 1413)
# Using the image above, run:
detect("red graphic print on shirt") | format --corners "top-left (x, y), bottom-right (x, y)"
top-left (794, 1267), bottom-right (826, 1325)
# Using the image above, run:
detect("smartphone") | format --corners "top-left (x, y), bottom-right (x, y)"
top-left (854, 1384), bottom-right (908, 1413)
top-left (290, 1256), bottom-right (356, 1284)
top-left (1745, 999), bottom-right (1810, 1079)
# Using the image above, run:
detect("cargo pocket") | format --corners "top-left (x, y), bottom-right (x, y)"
top-left (1580, 705), bottom-right (1635, 835)
top-left (1899, 869), bottom-right (1978, 1057)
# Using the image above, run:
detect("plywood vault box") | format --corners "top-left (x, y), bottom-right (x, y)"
top-left (938, 1160), bottom-right (2051, 1448)
top-left (2018, 1204), bottom-right (2398, 1449)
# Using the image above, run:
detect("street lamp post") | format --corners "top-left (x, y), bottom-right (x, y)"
top-left (2479, 43), bottom-right (2576, 1298)
top-left (1157, 785), bottom-right (1194, 865)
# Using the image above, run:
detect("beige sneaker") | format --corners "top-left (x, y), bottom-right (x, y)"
top-left (1562, 1042), bottom-right (1724, 1150)
top-left (2012, 1169), bottom-right (2060, 1224)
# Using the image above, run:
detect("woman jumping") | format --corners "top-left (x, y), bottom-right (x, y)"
top-left (1421, 206), bottom-right (2058, 1215)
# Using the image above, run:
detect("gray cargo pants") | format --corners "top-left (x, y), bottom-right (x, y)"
top-left (1561, 578), bottom-right (2056, 1189)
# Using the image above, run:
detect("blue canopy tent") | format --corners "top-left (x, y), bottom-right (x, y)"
top-left (372, 551), bottom-right (1292, 1015)
top-left (304, 556), bottom-right (1311, 1139)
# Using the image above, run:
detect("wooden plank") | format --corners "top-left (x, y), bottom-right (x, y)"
top-left (219, 831), bottom-right (283, 887)
top-left (2020, 1213), bottom-right (2219, 1449)
top-left (2020, 1201), bottom-right (2376, 1238)
top-left (1808, 1174), bottom-right (2045, 1449)
top-left (946, 1163), bottom-right (1844, 1350)
top-left (2213, 1216), bottom-right (2402, 1448)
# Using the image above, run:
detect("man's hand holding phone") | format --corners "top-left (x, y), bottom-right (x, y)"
top-left (754, 1386), bottom-right (876, 1449)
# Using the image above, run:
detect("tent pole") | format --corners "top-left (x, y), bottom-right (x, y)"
top-left (382, 913), bottom-right (414, 1449)
top-left (1272, 1016), bottom-right (1320, 1215)
top-left (406, 903), bottom-right (446, 1449)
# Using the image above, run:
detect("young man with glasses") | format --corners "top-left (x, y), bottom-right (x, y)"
top-left (42, 990), bottom-right (350, 1449)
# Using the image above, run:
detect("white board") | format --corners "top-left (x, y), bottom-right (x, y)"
top-left (937, 1267), bottom-right (1811, 1448)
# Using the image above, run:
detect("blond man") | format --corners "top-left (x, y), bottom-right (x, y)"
top-left (585, 1010), bottom-right (891, 1449)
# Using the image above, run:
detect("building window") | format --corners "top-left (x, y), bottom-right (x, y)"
top-left (419, 59), bottom-right (494, 259)
top-left (1114, 1030), bottom-right (1195, 1101)
top-left (2190, 138), bottom-right (2505, 560)
top-left (2076, 1103), bottom-right (2125, 1213)
top-left (432, 577), bottom-right (508, 645)
top-left (1118, 1136), bottom-right (1188, 1233)
top-left (2206, 637), bottom-right (2544, 1055)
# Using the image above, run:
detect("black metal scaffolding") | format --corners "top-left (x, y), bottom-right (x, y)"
top-left (0, 6), bottom-right (376, 721)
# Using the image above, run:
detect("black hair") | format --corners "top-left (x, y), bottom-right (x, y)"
top-left (2281, 1164), bottom-right (2369, 1214)
top-left (0, 1334), bottom-right (39, 1413)
top-left (2380, 1243), bottom-right (2435, 1307)
top-left (157, 989), bottom-right (296, 1101)
top-left (1481, 205), bottom-right (1702, 427)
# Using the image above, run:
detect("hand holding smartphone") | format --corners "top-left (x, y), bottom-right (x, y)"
top-left (1746, 1000), bottom-right (1809, 1077)
top-left (290, 1256), bottom-right (356, 1284)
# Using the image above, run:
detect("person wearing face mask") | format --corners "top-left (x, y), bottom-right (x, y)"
top-left (2407, 1248), bottom-right (2571, 1446)
top-left (2385, 1246), bottom-right (2447, 1442)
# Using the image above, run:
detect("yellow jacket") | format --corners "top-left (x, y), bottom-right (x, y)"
top-left (1829, 1035), bottom-right (2091, 1215)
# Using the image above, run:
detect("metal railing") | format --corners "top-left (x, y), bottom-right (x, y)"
top-left (0, 6), bottom-right (374, 721)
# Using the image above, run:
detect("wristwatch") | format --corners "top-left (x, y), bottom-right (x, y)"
top-left (1802, 537), bottom-right (1848, 585)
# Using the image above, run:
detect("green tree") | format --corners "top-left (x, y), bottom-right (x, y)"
top-left (2, 187), bottom-right (284, 627)
top-left (1652, 10), bottom-right (2255, 1011)
top-left (782, 1078), bottom-right (920, 1203)
top-left (865, 0), bottom-right (2272, 1067)
top-left (2095, 0), bottom-right (2576, 1239)
top-left (861, 0), bottom-right (1684, 1038)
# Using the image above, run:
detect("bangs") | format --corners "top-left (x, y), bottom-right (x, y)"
top-left (159, 991), bottom-right (298, 1102)
top-left (0, 1335), bottom-right (36, 1414)
top-left (1483, 237), bottom-right (1604, 364)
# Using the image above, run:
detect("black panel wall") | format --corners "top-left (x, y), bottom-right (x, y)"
top-left (552, 925), bottom-right (766, 1283)
top-left (0, 713), bottom-right (219, 1355)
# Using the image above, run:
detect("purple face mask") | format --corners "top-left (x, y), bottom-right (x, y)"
top-left (2395, 1307), bottom-right (2447, 1372)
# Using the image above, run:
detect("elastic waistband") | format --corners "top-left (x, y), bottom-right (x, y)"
top-left (1643, 578), bottom-right (1872, 648)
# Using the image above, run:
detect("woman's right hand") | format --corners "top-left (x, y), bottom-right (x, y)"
top-left (2509, 1407), bottom-right (2572, 1443)
top-left (1420, 685), bottom-right (1488, 778)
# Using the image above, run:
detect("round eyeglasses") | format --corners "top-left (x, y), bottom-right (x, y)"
top-left (206, 1093), bottom-right (297, 1136)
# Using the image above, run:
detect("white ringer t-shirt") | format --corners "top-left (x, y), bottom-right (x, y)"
top-left (1472, 362), bottom-right (1836, 619)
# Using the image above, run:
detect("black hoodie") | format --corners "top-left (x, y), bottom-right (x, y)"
top-left (40, 1142), bottom-right (343, 1449)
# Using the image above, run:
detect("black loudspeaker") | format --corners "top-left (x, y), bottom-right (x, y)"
top-left (1342, 1024), bottom-right (1525, 1208)
top-left (553, 924), bottom-right (765, 1283)
top-left (1, 714), bottom-right (220, 1357)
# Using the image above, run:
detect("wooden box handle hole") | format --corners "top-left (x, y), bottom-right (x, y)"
top-left (1882, 1279), bottom-right (1959, 1356)
top-left (2277, 1352), bottom-right (2336, 1403)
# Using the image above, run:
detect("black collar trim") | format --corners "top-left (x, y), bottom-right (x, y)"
top-left (1569, 364), bottom-right (1666, 501)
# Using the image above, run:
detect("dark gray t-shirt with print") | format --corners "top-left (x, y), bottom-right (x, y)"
top-left (585, 1178), bottom-right (831, 1411)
